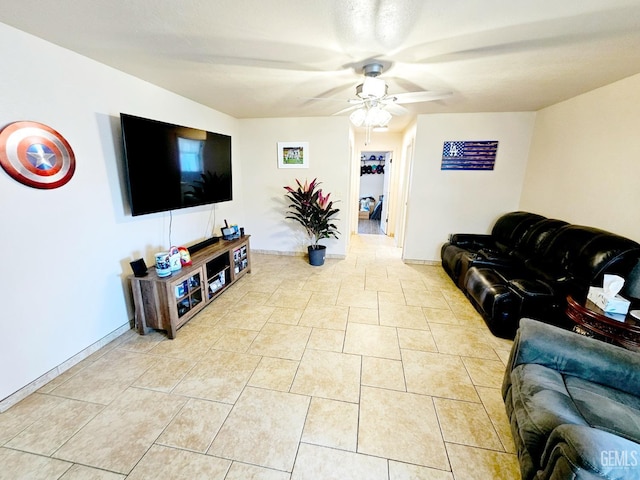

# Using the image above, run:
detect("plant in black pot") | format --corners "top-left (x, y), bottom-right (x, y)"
top-left (284, 178), bottom-right (340, 266)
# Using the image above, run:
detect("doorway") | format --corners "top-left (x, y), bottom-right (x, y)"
top-left (358, 151), bottom-right (391, 235)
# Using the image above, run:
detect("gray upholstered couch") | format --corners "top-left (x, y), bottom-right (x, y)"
top-left (503, 318), bottom-right (640, 480)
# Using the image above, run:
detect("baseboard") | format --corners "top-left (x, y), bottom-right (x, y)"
top-left (252, 249), bottom-right (346, 260)
top-left (403, 259), bottom-right (440, 266)
top-left (0, 321), bottom-right (132, 413)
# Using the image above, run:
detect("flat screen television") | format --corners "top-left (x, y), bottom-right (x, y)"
top-left (120, 113), bottom-right (232, 216)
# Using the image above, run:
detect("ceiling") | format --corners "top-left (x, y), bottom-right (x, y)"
top-left (2, 0), bottom-right (640, 131)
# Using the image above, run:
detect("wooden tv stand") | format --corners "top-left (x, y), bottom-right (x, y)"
top-left (129, 236), bottom-right (251, 338)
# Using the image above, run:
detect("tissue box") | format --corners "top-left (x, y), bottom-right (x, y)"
top-left (587, 286), bottom-right (631, 314)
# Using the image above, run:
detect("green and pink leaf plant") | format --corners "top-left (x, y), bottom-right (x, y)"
top-left (284, 178), bottom-right (340, 249)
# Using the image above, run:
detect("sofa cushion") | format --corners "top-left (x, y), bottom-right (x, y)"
top-left (491, 211), bottom-right (546, 253)
top-left (511, 218), bottom-right (568, 264)
top-left (565, 376), bottom-right (640, 445)
top-left (509, 363), bottom-right (589, 463)
top-left (540, 425), bottom-right (640, 480)
top-left (464, 267), bottom-right (521, 336)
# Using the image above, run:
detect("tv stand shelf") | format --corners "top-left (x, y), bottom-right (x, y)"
top-left (130, 236), bottom-right (251, 338)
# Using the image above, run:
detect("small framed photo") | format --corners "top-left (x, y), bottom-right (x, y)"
top-left (277, 142), bottom-right (309, 169)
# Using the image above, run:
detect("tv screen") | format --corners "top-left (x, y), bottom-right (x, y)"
top-left (120, 113), bottom-right (232, 216)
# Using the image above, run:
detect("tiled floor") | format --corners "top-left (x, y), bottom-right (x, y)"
top-left (0, 234), bottom-right (521, 479)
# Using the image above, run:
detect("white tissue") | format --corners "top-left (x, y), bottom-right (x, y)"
top-left (603, 274), bottom-right (625, 299)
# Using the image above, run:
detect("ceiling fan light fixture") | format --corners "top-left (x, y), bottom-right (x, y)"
top-left (366, 106), bottom-right (392, 127)
top-left (349, 108), bottom-right (367, 127)
top-left (358, 77), bottom-right (387, 99)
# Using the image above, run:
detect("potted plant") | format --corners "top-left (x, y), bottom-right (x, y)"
top-left (284, 178), bottom-right (340, 266)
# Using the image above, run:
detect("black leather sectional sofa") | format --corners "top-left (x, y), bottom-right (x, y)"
top-left (441, 212), bottom-right (640, 338)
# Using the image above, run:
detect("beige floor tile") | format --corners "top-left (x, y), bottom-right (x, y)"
top-left (291, 443), bottom-right (388, 480)
top-left (302, 397), bottom-right (359, 451)
top-left (59, 464), bottom-right (126, 479)
top-left (148, 329), bottom-right (221, 361)
top-left (53, 388), bottom-right (186, 474)
top-left (378, 291), bottom-right (408, 306)
top-left (495, 348), bottom-right (512, 366)
top-left (366, 275), bottom-right (403, 292)
top-left (339, 275), bottom-right (366, 291)
top-left (302, 278), bottom-right (341, 294)
top-left (462, 357), bottom-right (506, 388)
top-left (388, 460), bottom-right (453, 480)
top-left (299, 305), bottom-right (349, 330)
top-left (347, 306), bottom-right (379, 324)
top-left (307, 327), bottom-right (345, 352)
top-left (306, 290), bottom-right (338, 307)
top-left (358, 387), bottom-right (449, 470)
top-left (217, 305), bottom-right (275, 330)
top-left (267, 288), bottom-right (312, 309)
top-left (429, 324), bottom-right (500, 360)
top-left (49, 350), bottom-right (158, 405)
top-left (365, 265), bottom-right (390, 277)
top-left (361, 356), bottom-right (406, 391)
top-left (476, 386), bottom-right (517, 454)
top-left (157, 398), bottom-right (231, 452)
top-left (208, 387), bottom-right (309, 472)
top-left (446, 443), bottom-right (521, 480)
top-left (212, 328), bottom-right (259, 353)
top-left (434, 397), bottom-right (503, 450)
top-left (400, 278), bottom-right (430, 291)
top-left (248, 356), bottom-right (299, 391)
top-left (6, 397), bottom-right (103, 456)
top-left (117, 329), bottom-right (165, 353)
top-left (402, 350), bottom-right (479, 402)
top-left (234, 291), bottom-right (273, 307)
top-left (397, 327), bottom-right (437, 352)
top-left (0, 447), bottom-right (72, 480)
top-left (128, 444), bottom-right (230, 479)
top-left (403, 288), bottom-right (450, 309)
top-left (268, 307), bottom-right (303, 325)
top-left (337, 288), bottom-right (379, 309)
top-left (343, 322), bottom-right (401, 359)
top-left (379, 303), bottom-right (430, 330)
top-left (249, 323), bottom-right (312, 361)
top-left (0, 393), bottom-right (63, 444)
top-left (423, 307), bottom-right (459, 325)
top-left (225, 462), bottom-right (291, 480)
top-left (291, 349), bottom-right (361, 403)
top-left (132, 356), bottom-right (196, 392)
top-left (173, 350), bottom-right (261, 403)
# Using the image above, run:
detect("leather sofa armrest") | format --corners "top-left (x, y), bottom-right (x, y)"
top-left (448, 233), bottom-right (495, 251)
top-left (539, 425), bottom-right (640, 480)
top-left (503, 318), bottom-right (640, 399)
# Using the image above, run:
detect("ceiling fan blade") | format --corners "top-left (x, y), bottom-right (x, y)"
top-left (382, 103), bottom-right (409, 116)
top-left (391, 90), bottom-right (452, 104)
top-left (332, 104), bottom-right (363, 116)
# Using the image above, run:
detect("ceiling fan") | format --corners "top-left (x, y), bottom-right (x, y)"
top-left (329, 62), bottom-right (452, 128)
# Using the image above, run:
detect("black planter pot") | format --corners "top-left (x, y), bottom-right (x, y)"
top-left (308, 245), bottom-right (326, 266)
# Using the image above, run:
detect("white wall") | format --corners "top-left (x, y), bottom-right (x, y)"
top-left (238, 117), bottom-right (351, 257)
top-left (520, 73), bottom-right (640, 242)
top-left (0, 23), bottom-right (244, 404)
top-left (403, 112), bottom-right (536, 262)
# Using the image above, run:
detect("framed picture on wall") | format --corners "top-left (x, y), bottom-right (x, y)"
top-left (277, 142), bottom-right (309, 168)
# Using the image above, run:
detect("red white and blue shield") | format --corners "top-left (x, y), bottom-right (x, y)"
top-left (0, 121), bottom-right (76, 189)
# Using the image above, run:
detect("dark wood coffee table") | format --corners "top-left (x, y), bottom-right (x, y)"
top-left (566, 295), bottom-right (640, 352)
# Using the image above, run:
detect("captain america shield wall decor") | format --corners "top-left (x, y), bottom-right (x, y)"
top-left (0, 121), bottom-right (76, 189)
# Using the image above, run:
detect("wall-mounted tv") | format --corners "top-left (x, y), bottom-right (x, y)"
top-left (120, 113), bottom-right (232, 216)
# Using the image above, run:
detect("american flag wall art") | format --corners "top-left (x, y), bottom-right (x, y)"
top-left (441, 140), bottom-right (498, 170)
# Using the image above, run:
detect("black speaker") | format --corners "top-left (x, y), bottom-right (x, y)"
top-left (130, 258), bottom-right (148, 277)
